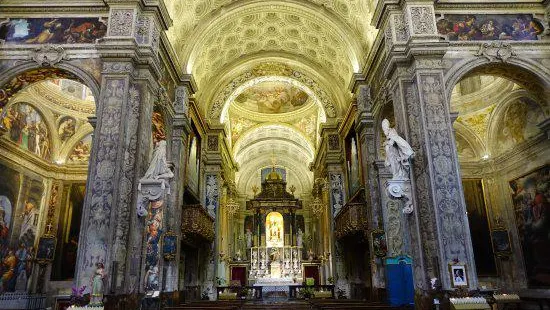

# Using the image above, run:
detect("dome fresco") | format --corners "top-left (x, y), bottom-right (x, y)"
top-left (233, 81), bottom-right (310, 114)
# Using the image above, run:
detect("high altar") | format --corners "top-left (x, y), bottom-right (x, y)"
top-left (245, 167), bottom-right (304, 286)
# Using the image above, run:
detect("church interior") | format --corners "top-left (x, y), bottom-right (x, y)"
top-left (0, 0), bottom-right (549, 309)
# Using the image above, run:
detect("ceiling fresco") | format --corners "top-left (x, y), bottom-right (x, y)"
top-left (233, 81), bottom-right (310, 114)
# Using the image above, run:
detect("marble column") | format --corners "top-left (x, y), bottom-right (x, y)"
top-left (75, 0), bottom-right (171, 294)
top-left (380, 0), bottom-right (477, 292)
top-left (354, 85), bottom-right (386, 293)
top-left (162, 86), bottom-right (191, 292)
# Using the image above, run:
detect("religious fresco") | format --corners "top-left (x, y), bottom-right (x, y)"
top-left (0, 68), bottom-right (80, 109)
top-left (457, 105), bottom-right (495, 140)
top-left (58, 116), bottom-right (76, 142)
top-left (294, 114), bottom-right (317, 142)
top-left (234, 81), bottom-right (309, 114)
top-left (0, 18), bottom-right (107, 44)
top-left (2, 103), bottom-right (51, 160)
top-left (0, 162), bottom-right (42, 292)
top-left (261, 167), bottom-right (286, 182)
top-left (67, 134), bottom-right (92, 163)
top-left (496, 98), bottom-right (544, 154)
top-left (436, 14), bottom-right (544, 41)
top-left (510, 165), bottom-right (550, 287)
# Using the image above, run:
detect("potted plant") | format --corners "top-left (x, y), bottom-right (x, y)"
top-left (327, 277), bottom-right (334, 285)
top-left (216, 277), bottom-right (226, 286)
top-left (298, 287), bottom-right (314, 299)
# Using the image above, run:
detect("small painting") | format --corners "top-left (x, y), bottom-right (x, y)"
top-left (372, 230), bottom-right (387, 258)
top-left (491, 229), bottom-right (512, 258)
top-left (0, 18), bottom-right (107, 44)
top-left (437, 14), bottom-right (544, 41)
top-left (36, 235), bottom-right (56, 263)
top-left (449, 264), bottom-right (468, 287)
top-left (162, 231), bottom-right (177, 261)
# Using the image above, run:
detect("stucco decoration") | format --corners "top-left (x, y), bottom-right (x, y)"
top-left (164, 0), bottom-right (377, 88)
top-left (211, 63), bottom-right (336, 122)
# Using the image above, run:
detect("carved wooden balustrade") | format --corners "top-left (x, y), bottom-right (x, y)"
top-left (334, 202), bottom-right (369, 240)
top-left (181, 204), bottom-right (215, 242)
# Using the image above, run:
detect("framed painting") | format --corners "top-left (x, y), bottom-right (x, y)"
top-left (491, 229), bottom-right (512, 258)
top-left (449, 264), bottom-right (468, 288)
top-left (371, 229), bottom-right (387, 258)
top-left (36, 234), bottom-right (56, 264)
top-left (162, 231), bottom-right (177, 260)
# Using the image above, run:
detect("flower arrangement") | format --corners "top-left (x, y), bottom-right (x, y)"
top-left (70, 285), bottom-right (89, 307)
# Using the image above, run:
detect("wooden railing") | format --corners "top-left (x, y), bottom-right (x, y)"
top-left (334, 202), bottom-right (368, 240)
top-left (181, 204), bottom-right (215, 242)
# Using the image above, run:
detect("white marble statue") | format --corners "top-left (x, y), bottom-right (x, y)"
top-left (137, 140), bottom-right (174, 217)
top-left (143, 140), bottom-right (174, 180)
top-left (296, 228), bottom-right (303, 248)
top-left (382, 119), bottom-right (414, 180)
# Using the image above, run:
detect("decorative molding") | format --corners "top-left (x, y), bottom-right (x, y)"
top-left (30, 45), bottom-right (68, 67)
top-left (475, 42), bottom-right (517, 63)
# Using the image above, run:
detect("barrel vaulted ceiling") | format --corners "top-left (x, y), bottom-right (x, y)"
top-left (163, 0), bottom-right (378, 197)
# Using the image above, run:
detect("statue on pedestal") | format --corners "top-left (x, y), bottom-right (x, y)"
top-left (382, 119), bottom-right (414, 180)
top-left (89, 263), bottom-right (105, 306)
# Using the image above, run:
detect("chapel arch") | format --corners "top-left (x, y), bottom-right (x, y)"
top-left (0, 66), bottom-right (98, 287)
top-left (448, 62), bottom-right (550, 288)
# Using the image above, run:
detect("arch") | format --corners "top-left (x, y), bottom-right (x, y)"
top-left (220, 75), bottom-right (326, 124)
top-left (208, 63), bottom-right (339, 123)
top-left (444, 58), bottom-right (550, 106)
top-left (233, 123), bottom-right (314, 160)
top-left (0, 62), bottom-right (101, 110)
top-left (59, 126), bottom-right (94, 162)
top-left (453, 122), bottom-right (485, 161)
top-left (182, 0), bottom-right (364, 86)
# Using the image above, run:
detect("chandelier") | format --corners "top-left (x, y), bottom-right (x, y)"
top-left (225, 197), bottom-right (240, 217)
top-left (310, 196), bottom-right (324, 217)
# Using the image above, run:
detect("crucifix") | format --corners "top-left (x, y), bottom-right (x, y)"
top-left (45, 222), bottom-right (54, 234)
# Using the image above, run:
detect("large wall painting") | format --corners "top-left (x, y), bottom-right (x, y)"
top-left (510, 165), bottom-right (550, 287)
top-left (436, 14), bottom-right (544, 41)
top-left (2, 103), bottom-right (51, 160)
top-left (234, 81), bottom-right (309, 114)
top-left (0, 18), bottom-right (107, 44)
top-left (0, 162), bottom-right (43, 292)
top-left (67, 134), bottom-right (92, 164)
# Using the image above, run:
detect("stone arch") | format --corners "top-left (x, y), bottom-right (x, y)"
top-left (209, 65), bottom-right (337, 124)
top-left (0, 62), bottom-right (101, 110)
top-left (59, 126), bottom-right (94, 162)
top-left (444, 57), bottom-right (550, 107)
